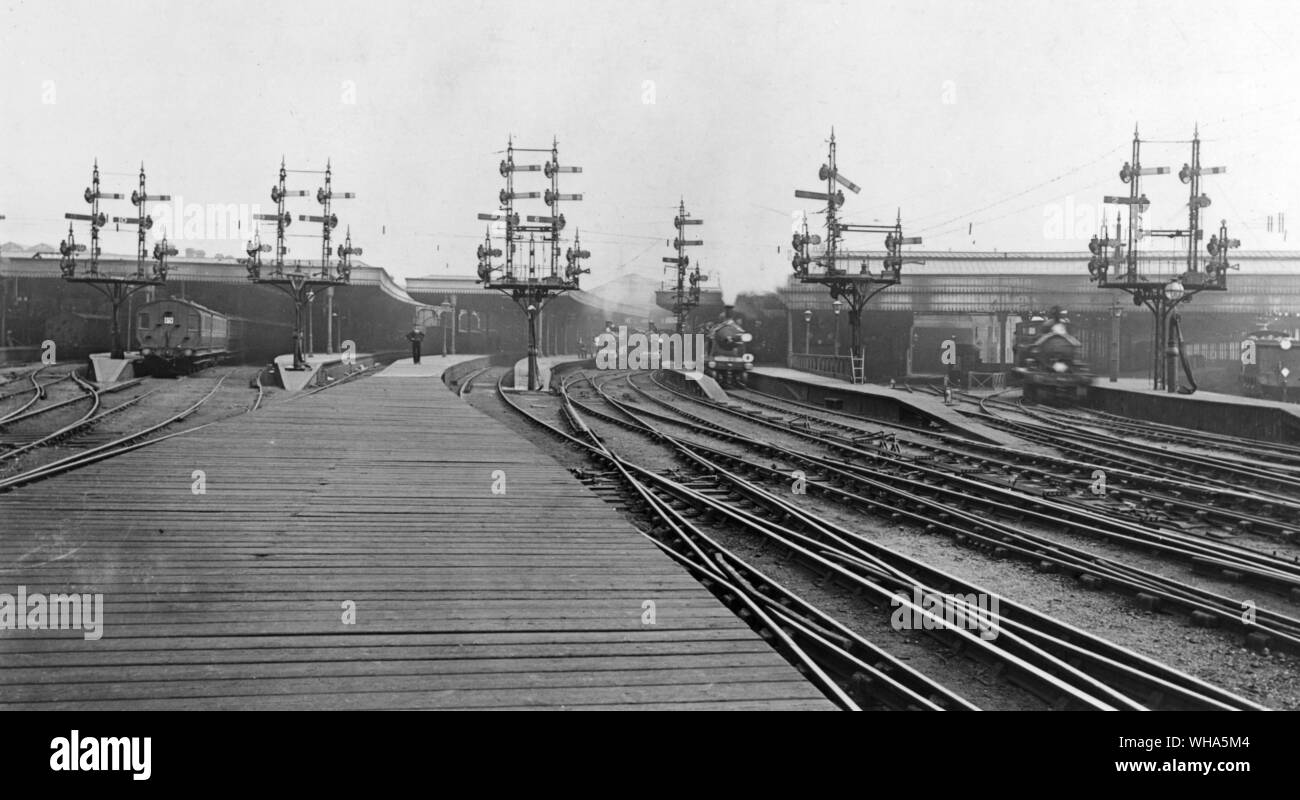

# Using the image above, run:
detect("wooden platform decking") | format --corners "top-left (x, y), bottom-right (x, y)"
top-left (0, 359), bottom-right (832, 710)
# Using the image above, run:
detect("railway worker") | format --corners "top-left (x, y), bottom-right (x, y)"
top-left (406, 325), bottom-right (426, 364)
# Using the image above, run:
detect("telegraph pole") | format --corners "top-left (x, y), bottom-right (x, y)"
top-left (1089, 126), bottom-right (1233, 393)
top-left (61, 161), bottom-right (171, 360)
top-left (245, 159), bottom-right (355, 371)
top-left (476, 137), bottom-right (589, 390)
top-left (791, 130), bottom-right (921, 383)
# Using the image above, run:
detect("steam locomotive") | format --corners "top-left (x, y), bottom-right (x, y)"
top-left (1013, 308), bottom-right (1093, 404)
top-left (1241, 328), bottom-right (1299, 400)
top-left (702, 315), bottom-right (753, 388)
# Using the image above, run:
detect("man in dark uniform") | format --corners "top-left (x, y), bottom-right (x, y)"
top-left (406, 325), bottom-right (426, 364)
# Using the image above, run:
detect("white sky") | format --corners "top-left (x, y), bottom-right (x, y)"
top-left (3, 0), bottom-right (1299, 295)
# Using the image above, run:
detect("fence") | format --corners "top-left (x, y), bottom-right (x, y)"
top-left (788, 353), bottom-right (853, 381)
top-left (1181, 340), bottom-right (1238, 362)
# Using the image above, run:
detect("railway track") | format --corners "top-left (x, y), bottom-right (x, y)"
top-left (0, 367), bottom-right (76, 421)
top-left (498, 373), bottom-right (997, 710)
top-left (1014, 400), bottom-right (1300, 470)
top-left (457, 367), bottom-right (492, 399)
top-left (0, 374), bottom-right (148, 435)
top-left (0, 376), bottom-right (159, 464)
top-left (737, 386), bottom-right (1300, 542)
top-left (490, 368), bottom-right (1271, 710)
top-left (0, 372), bottom-right (242, 492)
top-left (635, 373), bottom-right (1300, 602)
top-left (967, 395), bottom-right (1300, 503)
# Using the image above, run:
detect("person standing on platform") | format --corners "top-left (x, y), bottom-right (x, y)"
top-left (406, 325), bottom-right (426, 364)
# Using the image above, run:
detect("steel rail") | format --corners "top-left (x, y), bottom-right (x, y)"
top-left (0, 373), bottom-right (232, 491)
top-left (579, 372), bottom-right (1268, 709)
top-left (500, 373), bottom-right (977, 711)
top-left (610, 372), bottom-right (1300, 653)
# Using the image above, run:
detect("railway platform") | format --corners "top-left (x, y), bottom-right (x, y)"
top-left (0, 357), bottom-right (832, 710)
top-left (750, 366), bottom-right (1024, 446)
top-left (273, 351), bottom-right (388, 391)
top-left (1087, 378), bottom-right (1300, 444)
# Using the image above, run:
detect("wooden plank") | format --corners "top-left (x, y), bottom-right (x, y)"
top-left (0, 680), bottom-right (831, 711)
top-left (0, 376), bottom-right (834, 709)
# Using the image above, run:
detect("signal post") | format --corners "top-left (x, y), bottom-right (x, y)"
top-left (1087, 127), bottom-right (1235, 393)
top-left (790, 131), bottom-right (922, 384)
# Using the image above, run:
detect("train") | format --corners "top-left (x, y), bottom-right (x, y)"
top-left (134, 298), bottom-right (289, 376)
top-left (1013, 308), bottom-right (1094, 404)
top-left (702, 312), bottom-right (753, 388)
top-left (1241, 328), bottom-right (1300, 400)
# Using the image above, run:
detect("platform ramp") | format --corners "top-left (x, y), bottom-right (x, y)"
top-left (679, 370), bottom-right (730, 402)
top-left (378, 354), bottom-right (482, 379)
top-left (89, 353), bottom-right (141, 384)
top-left (274, 352), bottom-right (381, 391)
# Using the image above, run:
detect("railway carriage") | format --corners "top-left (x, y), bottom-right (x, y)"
top-left (135, 299), bottom-right (240, 376)
top-left (134, 298), bottom-right (289, 377)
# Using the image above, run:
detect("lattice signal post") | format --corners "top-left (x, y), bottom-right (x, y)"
top-left (60, 162), bottom-right (174, 360)
top-left (791, 131), bottom-right (922, 384)
top-left (245, 159), bottom-right (355, 371)
top-left (1087, 127), bottom-right (1234, 392)
top-left (476, 138), bottom-right (589, 391)
top-left (663, 199), bottom-right (704, 335)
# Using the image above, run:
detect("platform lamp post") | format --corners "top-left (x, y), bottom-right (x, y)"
top-left (1088, 126), bottom-right (1234, 393)
top-left (791, 130), bottom-right (922, 384)
top-left (475, 137), bottom-right (589, 391)
top-left (833, 299), bottom-right (843, 357)
top-left (1163, 279), bottom-right (1185, 393)
top-left (1109, 297), bottom-right (1122, 382)
top-left (803, 309), bottom-right (813, 354)
top-left (1279, 338), bottom-right (1292, 403)
top-left (245, 159), bottom-right (355, 371)
top-left (439, 300), bottom-right (452, 356)
top-left (61, 162), bottom-right (172, 360)
top-left (306, 291), bottom-right (316, 355)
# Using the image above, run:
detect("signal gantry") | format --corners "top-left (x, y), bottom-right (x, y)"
top-left (663, 199), bottom-right (704, 335)
top-left (476, 137), bottom-right (589, 390)
top-left (245, 159), bottom-right (357, 370)
top-left (1088, 126), bottom-right (1235, 392)
top-left (791, 130), bottom-right (922, 383)
top-left (60, 161), bottom-right (173, 360)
